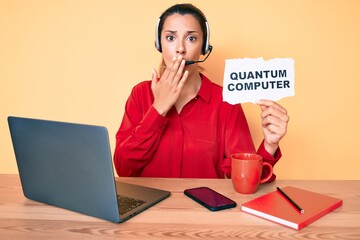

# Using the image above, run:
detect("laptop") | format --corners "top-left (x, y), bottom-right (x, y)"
top-left (8, 116), bottom-right (170, 223)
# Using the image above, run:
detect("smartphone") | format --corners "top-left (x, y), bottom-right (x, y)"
top-left (184, 186), bottom-right (237, 211)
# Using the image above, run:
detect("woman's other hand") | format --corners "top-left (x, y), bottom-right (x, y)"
top-left (256, 100), bottom-right (289, 156)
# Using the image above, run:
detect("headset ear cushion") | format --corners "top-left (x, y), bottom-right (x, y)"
top-left (202, 21), bottom-right (210, 55)
top-left (155, 41), bottom-right (161, 52)
top-left (155, 18), bottom-right (161, 52)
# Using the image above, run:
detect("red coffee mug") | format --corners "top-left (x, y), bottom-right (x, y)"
top-left (231, 153), bottom-right (273, 194)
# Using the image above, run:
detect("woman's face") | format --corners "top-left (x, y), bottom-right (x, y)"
top-left (161, 13), bottom-right (203, 68)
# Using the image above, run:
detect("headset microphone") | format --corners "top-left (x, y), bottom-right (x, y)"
top-left (185, 46), bottom-right (213, 65)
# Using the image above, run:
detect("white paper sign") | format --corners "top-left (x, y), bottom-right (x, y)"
top-left (223, 58), bottom-right (295, 104)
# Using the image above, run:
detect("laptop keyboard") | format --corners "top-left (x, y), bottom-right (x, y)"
top-left (117, 195), bottom-right (147, 215)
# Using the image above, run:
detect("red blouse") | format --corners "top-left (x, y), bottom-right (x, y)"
top-left (114, 74), bottom-right (280, 180)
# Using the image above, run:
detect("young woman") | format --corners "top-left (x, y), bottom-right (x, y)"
top-left (114, 4), bottom-right (289, 180)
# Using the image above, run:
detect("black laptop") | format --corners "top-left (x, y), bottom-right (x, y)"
top-left (8, 116), bottom-right (170, 223)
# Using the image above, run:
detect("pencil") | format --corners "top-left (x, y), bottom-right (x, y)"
top-left (276, 187), bottom-right (305, 214)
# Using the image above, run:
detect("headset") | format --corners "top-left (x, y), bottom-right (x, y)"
top-left (155, 17), bottom-right (212, 56)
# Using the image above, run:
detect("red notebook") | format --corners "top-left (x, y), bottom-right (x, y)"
top-left (241, 186), bottom-right (343, 230)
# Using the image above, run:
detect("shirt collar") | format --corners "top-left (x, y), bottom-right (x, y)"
top-left (197, 74), bottom-right (212, 103)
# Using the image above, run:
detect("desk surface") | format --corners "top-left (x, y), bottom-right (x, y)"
top-left (0, 174), bottom-right (359, 239)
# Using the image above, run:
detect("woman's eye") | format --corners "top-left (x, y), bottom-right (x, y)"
top-left (166, 35), bottom-right (175, 41)
top-left (187, 36), bottom-right (197, 42)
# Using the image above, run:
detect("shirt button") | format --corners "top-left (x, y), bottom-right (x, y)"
top-left (194, 96), bottom-right (199, 100)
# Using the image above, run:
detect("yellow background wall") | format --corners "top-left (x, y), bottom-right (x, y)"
top-left (1, 0), bottom-right (359, 179)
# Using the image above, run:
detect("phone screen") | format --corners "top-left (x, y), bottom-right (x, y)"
top-left (184, 187), bottom-right (237, 211)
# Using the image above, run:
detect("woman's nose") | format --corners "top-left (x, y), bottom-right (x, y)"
top-left (176, 42), bottom-right (186, 55)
